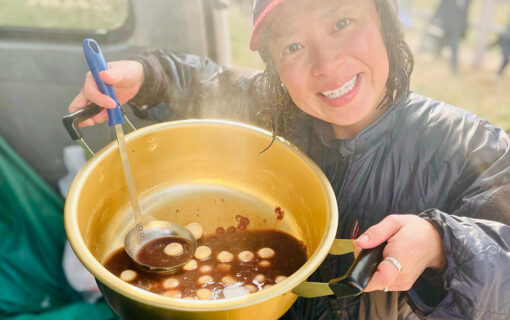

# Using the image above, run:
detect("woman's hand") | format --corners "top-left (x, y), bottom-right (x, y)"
top-left (354, 214), bottom-right (446, 292)
top-left (67, 60), bottom-right (145, 126)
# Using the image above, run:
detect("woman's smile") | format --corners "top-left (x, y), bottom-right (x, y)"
top-left (318, 73), bottom-right (361, 107)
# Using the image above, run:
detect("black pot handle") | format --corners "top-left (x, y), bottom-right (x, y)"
top-left (62, 103), bottom-right (104, 141)
top-left (62, 103), bottom-right (136, 157)
top-left (62, 104), bottom-right (104, 157)
top-left (328, 242), bottom-right (386, 298)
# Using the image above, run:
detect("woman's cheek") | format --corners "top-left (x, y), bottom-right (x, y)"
top-left (277, 64), bottom-right (302, 95)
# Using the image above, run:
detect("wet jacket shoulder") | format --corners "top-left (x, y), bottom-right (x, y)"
top-left (128, 48), bottom-right (267, 126)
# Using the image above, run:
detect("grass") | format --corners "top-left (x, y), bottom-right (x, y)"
top-left (408, 36), bottom-right (510, 129)
top-left (228, 4), bottom-right (510, 130)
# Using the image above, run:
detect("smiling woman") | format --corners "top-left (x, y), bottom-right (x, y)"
top-left (0, 0), bottom-right (128, 30)
top-left (65, 0), bottom-right (510, 319)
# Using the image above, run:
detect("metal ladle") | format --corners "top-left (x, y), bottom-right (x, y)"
top-left (64, 38), bottom-right (196, 273)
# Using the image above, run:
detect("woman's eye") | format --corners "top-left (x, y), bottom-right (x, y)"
top-left (283, 43), bottom-right (303, 55)
top-left (333, 18), bottom-right (351, 31)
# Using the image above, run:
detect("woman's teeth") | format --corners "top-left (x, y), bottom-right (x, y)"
top-left (321, 74), bottom-right (358, 99)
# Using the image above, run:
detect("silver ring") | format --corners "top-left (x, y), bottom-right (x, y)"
top-left (384, 257), bottom-right (402, 273)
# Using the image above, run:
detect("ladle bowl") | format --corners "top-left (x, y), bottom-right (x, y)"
top-left (124, 220), bottom-right (197, 273)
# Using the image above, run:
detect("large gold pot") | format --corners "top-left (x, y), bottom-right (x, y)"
top-left (65, 119), bottom-right (339, 320)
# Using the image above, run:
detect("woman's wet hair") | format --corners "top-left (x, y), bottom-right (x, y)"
top-left (373, 0), bottom-right (414, 111)
top-left (256, 0), bottom-right (414, 139)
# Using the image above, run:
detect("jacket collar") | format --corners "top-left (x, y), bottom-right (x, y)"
top-left (313, 97), bottom-right (408, 157)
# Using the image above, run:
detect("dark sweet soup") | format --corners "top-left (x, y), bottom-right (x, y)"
top-left (104, 228), bottom-right (307, 300)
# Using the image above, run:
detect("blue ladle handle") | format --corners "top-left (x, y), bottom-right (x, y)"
top-left (82, 38), bottom-right (123, 127)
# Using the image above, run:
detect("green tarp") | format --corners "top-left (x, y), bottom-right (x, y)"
top-left (0, 136), bottom-right (116, 320)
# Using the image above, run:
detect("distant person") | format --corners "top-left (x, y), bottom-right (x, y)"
top-left (428, 0), bottom-right (472, 73)
top-left (491, 20), bottom-right (510, 77)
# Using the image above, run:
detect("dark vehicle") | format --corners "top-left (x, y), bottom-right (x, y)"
top-left (0, 0), bottom-right (232, 190)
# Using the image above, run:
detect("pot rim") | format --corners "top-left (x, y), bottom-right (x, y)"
top-left (64, 119), bottom-right (338, 311)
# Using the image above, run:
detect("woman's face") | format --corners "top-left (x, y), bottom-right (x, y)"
top-left (268, 0), bottom-right (390, 139)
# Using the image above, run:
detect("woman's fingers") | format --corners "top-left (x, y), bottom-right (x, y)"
top-left (99, 69), bottom-right (116, 85)
top-left (78, 118), bottom-right (95, 127)
top-left (69, 72), bottom-right (116, 111)
top-left (364, 257), bottom-right (401, 292)
top-left (103, 61), bottom-right (144, 87)
top-left (68, 90), bottom-right (95, 127)
top-left (356, 216), bottom-right (407, 293)
top-left (91, 110), bottom-right (109, 124)
top-left (68, 71), bottom-right (115, 127)
top-left (68, 90), bottom-right (89, 113)
top-left (355, 215), bottom-right (402, 249)
top-left (82, 72), bottom-right (117, 109)
top-left (67, 60), bottom-right (144, 127)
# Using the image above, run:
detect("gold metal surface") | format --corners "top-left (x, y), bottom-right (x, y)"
top-left (329, 239), bottom-right (354, 255)
top-left (64, 120), bottom-right (338, 320)
top-left (291, 281), bottom-right (334, 298)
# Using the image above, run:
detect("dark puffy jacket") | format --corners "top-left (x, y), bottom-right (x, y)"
top-left (128, 50), bottom-right (510, 320)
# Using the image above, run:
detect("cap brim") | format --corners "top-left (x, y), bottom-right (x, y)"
top-left (249, 0), bottom-right (285, 51)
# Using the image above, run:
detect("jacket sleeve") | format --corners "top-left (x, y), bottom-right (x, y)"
top-left (127, 48), bottom-right (267, 126)
top-left (408, 119), bottom-right (510, 320)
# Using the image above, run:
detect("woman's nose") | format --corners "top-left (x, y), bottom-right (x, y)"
top-left (310, 45), bottom-right (343, 77)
